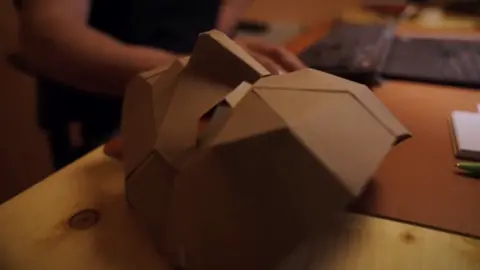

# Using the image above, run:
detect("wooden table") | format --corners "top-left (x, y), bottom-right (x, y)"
top-left (287, 21), bottom-right (480, 238)
top-left (0, 148), bottom-right (479, 270)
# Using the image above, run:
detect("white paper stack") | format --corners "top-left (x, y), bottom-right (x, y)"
top-left (451, 111), bottom-right (480, 161)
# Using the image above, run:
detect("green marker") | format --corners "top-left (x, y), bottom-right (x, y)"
top-left (456, 162), bottom-right (480, 176)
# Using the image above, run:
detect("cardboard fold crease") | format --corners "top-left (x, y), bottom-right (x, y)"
top-left (123, 30), bottom-right (411, 270)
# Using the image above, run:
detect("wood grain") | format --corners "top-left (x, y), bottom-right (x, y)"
top-left (0, 148), bottom-right (479, 270)
top-left (311, 214), bottom-right (480, 270)
top-left (0, 148), bottom-right (167, 270)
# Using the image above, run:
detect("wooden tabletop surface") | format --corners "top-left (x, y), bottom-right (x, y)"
top-left (0, 148), bottom-right (479, 270)
top-left (286, 19), bottom-right (480, 238)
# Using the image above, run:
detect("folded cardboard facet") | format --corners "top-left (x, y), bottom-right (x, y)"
top-left (123, 30), bottom-right (411, 270)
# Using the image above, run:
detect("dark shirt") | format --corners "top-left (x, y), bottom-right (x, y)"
top-left (37, 0), bottom-right (221, 129)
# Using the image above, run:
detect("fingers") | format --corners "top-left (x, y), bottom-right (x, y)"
top-left (249, 51), bottom-right (286, 75)
top-left (103, 136), bottom-right (123, 160)
top-left (254, 45), bottom-right (306, 72)
top-left (269, 46), bottom-right (306, 72)
top-left (240, 39), bottom-right (306, 72)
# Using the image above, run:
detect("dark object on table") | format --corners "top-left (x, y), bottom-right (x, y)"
top-left (236, 20), bottom-right (269, 33)
top-left (445, 0), bottom-right (480, 16)
top-left (382, 37), bottom-right (480, 88)
top-left (299, 21), bottom-right (396, 87)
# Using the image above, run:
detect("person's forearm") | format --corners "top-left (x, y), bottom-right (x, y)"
top-left (20, 17), bottom-right (175, 96)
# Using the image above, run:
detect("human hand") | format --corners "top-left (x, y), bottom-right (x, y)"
top-left (103, 40), bottom-right (305, 160)
top-left (235, 37), bottom-right (306, 74)
top-left (103, 136), bottom-right (123, 160)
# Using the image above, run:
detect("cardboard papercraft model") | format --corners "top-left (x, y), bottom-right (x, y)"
top-left (123, 30), bottom-right (411, 270)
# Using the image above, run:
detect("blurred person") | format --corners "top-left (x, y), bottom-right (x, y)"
top-left (18, 0), bottom-right (305, 169)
